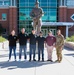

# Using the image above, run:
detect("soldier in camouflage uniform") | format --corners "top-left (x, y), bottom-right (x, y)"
top-left (55, 30), bottom-right (64, 63)
top-left (30, 0), bottom-right (44, 35)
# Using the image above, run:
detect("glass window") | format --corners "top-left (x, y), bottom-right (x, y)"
top-left (0, 1), bottom-right (3, 5)
top-left (12, 0), bottom-right (14, 6)
top-left (2, 13), bottom-right (7, 20)
top-left (29, 0), bottom-right (35, 2)
top-left (4, 1), bottom-right (9, 5)
top-left (18, 0), bottom-right (58, 32)
top-left (41, 0), bottom-right (47, 2)
top-left (19, 0), bottom-right (25, 3)
top-left (67, 0), bottom-right (74, 7)
top-left (29, 3), bottom-right (34, 7)
top-left (18, 0), bottom-right (57, 22)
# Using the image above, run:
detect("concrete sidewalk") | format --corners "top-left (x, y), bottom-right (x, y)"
top-left (0, 43), bottom-right (74, 75)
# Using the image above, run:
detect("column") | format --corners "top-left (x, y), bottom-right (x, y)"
top-left (3, 1), bottom-right (4, 5)
top-left (66, 26), bottom-right (68, 38)
top-left (10, 0), bottom-right (12, 6)
top-left (60, 0), bottom-right (62, 6)
top-left (14, 0), bottom-right (16, 6)
top-left (64, 0), bottom-right (66, 6)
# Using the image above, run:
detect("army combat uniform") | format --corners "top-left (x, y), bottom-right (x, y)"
top-left (56, 34), bottom-right (64, 63)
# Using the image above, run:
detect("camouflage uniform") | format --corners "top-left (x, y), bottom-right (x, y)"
top-left (30, 5), bottom-right (43, 35)
top-left (56, 34), bottom-right (64, 62)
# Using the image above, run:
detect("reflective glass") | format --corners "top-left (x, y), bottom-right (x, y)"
top-left (2, 13), bottom-right (7, 20)
top-left (4, 1), bottom-right (9, 5)
top-left (18, 0), bottom-right (58, 32)
top-left (0, 1), bottom-right (3, 5)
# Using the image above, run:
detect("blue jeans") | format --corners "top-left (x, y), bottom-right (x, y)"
top-left (19, 45), bottom-right (27, 59)
top-left (38, 47), bottom-right (44, 60)
top-left (9, 46), bottom-right (16, 60)
top-left (29, 45), bottom-right (36, 60)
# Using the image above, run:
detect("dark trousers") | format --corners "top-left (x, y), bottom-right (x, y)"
top-left (9, 46), bottom-right (16, 60)
top-left (38, 47), bottom-right (44, 60)
top-left (19, 45), bottom-right (27, 59)
top-left (29, 45), bottom-right (36, 60)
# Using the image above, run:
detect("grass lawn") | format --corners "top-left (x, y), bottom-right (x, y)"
top-left (0, 36), bottom-right (6, 42)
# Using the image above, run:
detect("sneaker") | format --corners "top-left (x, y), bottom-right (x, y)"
top-left (33, 59), bottom-right (36, 61)
top-left (47, 59), bottom-right (50, 61)
top-left (55, 60), bottom-right (59, 62)
top-left (38, 59), bottom-right (40, 61)
top-left (47, 60), bottom-right (53, 62)
top-left (58, 60), bottom-right (62, 63)
top-left (42, 59), bottom-right (44, 62)
top-left (50, 60), bottom-right (53, 62)
top-left (8, 59), bottom-right (10, 62)
top-left (29, 59), bottom-right (31, 62)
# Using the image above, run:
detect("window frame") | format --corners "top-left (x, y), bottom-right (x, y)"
top-left (0, 1), bottom-right (3, 6)
top-left (2, 13), bottom-right (7, 21)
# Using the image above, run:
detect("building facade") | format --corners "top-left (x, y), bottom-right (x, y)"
top-left (0, 0), bottom-right (74, 38)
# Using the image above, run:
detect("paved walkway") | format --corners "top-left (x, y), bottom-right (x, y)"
top-left (0, 42), bottom-right (74, 75)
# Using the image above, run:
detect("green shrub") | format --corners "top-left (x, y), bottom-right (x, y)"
top-left (0, 36), bottom-right (6, 42)
top-left (66, 35), bottom-right (74, 42)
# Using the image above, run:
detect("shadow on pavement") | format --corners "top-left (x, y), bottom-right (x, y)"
top-left (0, 51), bottom-right (38, 58)
top-left (64, 47), bottom-right (74, 57)
top-left (64, 47), bottom-right (74, 51)
top-left (0, 61), bottom-right (57, 70)
top-left (64, 53), bottom-right (74, 57)
top-left (0, 54), bottom-right (8, 58)
top-left (0, 52), bottom-right (29, 58)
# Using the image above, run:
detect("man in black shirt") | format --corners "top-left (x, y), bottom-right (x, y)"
top-left (28, 30), bottom-right (36, 61)
top-left (8, 30), bottom-right (17, 61)
top-left (36, 32), bottom-right (45, 61)
top-left (18, 28), bottom-right (28, 61)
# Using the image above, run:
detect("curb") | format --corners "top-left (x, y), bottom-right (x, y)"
top-left (0, 41), bottom-right (8, 49)
top-left (0, 42), bottom-right (3, 49)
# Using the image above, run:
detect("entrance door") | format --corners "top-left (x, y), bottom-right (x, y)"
top-left (42, 29), bottom-right (48, 36)
top-left (50, 29), bottom-right (56, 35)
top-left (42, 28), bottom-right (56, 37)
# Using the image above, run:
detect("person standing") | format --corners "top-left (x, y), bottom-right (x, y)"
top-left (55, 30), bottom-right (64, 63)
top-left (8, 30), bottom-right (17, 61)
top-left (18, 28), bottom-right (28, 61)
top-left (28, 30), bottom-right (36, 61)
top-left (45, 31), bottom-right (56, 62)
top-left (36, 32), bottom-right (45, 61)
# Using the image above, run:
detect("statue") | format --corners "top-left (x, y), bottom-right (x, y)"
top-left (30, 0), bottom-right (44, 36)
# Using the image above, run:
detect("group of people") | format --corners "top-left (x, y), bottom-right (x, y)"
top-left (8, 28), bottom-right (64, 63)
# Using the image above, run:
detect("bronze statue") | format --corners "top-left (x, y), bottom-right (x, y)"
top-left (30, 0), bottom-right (44, 35)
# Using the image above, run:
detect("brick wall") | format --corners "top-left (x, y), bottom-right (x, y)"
top-left (0, 8), bottom-right (9, 33)
top-left (58, 6), bottom-right (67, 22)
top-left (9, 7), bottom-right (17, 34)
top-left (58, 6), bottom-right (74, 37)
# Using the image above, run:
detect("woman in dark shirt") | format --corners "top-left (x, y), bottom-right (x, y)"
top-left (8, 30), bottom-right (17, 61)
